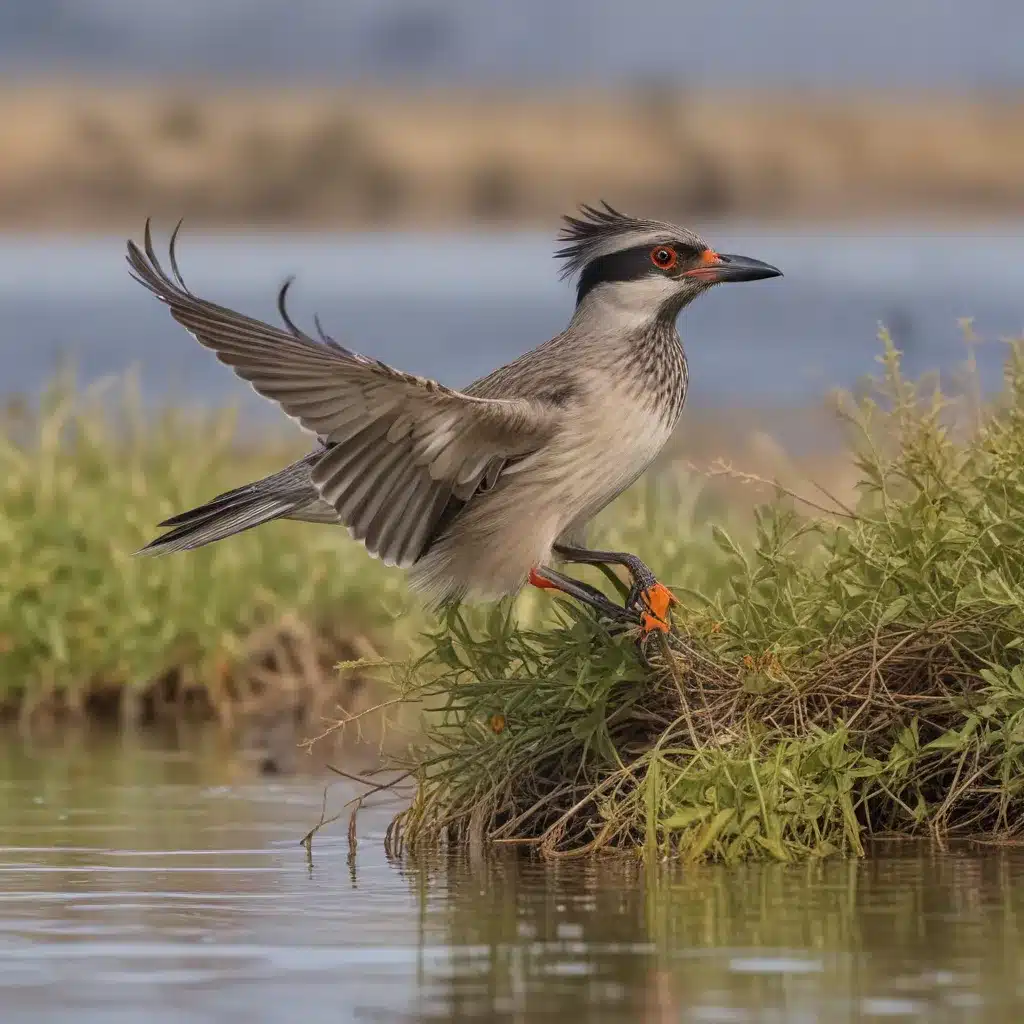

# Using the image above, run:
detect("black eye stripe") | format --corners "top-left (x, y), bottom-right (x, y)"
top-left (575, 242), bottom-right (700, 302)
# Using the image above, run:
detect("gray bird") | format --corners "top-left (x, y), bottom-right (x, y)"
top-left (130, 204), bottom-right (781, 636)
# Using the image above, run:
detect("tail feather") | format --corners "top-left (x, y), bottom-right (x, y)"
top-left (138, 454), bottom-right (324, 556)
top-left (138, 494), bottom-right (300, 555)
top-left (156, 479), bottom-right (262, 528)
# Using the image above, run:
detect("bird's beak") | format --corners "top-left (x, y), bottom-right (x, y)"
top-left (684, 250), bottom-right (783, 283)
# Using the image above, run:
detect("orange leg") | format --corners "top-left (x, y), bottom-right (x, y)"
top-left (528, 567), bottom-right (558, 590)
top-left (528, 565), bottom-right (633, 621)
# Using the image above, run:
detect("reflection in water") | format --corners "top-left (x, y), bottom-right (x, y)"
top-left (404, 850), bottom-right (1017, 1021)
top-left (0, 730), bottom-right (1020, 1021)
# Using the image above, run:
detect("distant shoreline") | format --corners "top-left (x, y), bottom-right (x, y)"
top-left (2, 84), bottom-right (1024, 231)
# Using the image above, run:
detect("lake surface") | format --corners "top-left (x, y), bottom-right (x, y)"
top-left (1, 226), bottom-right (1023, 418)
top-left (1, 730), bottom-right (1022, 1022)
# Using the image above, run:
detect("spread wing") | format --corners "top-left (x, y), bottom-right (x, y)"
top-left (127, 222), bottom-right (558, 567)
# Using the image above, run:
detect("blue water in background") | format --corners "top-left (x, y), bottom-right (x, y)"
top-left (2, 226), bottom-right (1021, 417)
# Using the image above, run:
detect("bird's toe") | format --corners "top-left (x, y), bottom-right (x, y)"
top-left (630, 581), bottom-right (678, 636)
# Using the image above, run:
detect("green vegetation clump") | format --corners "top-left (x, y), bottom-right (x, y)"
top-left (0, 374), bottom-right (418, 723)
top-left (386, 338), bottom-right (1024, 862)
top-left (0, 371), bottom-right (754, 730)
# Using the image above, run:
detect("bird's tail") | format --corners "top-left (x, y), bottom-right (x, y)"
top-left (137, 459), bottom-right (321, 556)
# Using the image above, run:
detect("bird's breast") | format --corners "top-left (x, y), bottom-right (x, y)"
top-left (590, 397), bottom-right (676, 470)
top-left (535, 387), bottom-right (678, 523)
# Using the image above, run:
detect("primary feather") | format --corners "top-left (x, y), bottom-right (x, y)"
top-left (129, 223), bottom-right (559, 571)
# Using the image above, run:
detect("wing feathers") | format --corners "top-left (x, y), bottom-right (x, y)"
top-left (129, 222), bottom-right (562, 566)
top-left (343, 446), bottom-right (413, 534)
top-left (365, 459), bottom-right (424, 565)
top-left (398, 482), bottom-right (453, 565)
top-left (390, 474), bottom-right (444, 566)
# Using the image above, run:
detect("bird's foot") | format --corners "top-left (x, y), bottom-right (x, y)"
top-left (528, 563), bottom-right (679, 660)
top-left (547, 544), bottom-right (681, 642)
top-left (627, 580), bottom-right (679, 637)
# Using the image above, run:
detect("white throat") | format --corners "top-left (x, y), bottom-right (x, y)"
top-left (569, 278), bottom-right (688, 338)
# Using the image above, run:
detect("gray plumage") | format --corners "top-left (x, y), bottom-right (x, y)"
top-left (132, 203), bottom-right (781, 608)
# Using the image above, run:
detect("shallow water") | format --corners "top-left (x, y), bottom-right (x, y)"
top-left (1, 731), bottom-right (1022, 1022)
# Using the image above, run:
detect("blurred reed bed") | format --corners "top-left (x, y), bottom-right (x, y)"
top-left (0, 372), bottom-right (419, 732)
top-left (382, 333), bottom-right (1024, 862)
top-left (3, 85), bottom-right (1024, 231)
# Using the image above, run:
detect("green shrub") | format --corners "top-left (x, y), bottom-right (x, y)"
top-left (385, 335), bottom-right (1024, 862)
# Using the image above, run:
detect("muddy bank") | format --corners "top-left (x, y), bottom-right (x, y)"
top-left (2, 84), bottom-right (1023, 231)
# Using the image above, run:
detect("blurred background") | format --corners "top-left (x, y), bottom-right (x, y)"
top-left (2, 0), bottom-right (1023, 435)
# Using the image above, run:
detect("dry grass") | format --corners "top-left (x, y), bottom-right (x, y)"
top-left (2, 84), bottom-right (1024, 230)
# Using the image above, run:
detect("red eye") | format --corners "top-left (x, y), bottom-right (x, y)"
top-left (651, 246), bottom-right (678, 270)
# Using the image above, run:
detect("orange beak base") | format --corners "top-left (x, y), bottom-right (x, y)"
top-left (684, 251), bottom-right (782, 283)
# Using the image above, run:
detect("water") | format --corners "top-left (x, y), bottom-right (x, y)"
top-left (2, 226), bottom-right (1023, 419)
top-left (1, 732), bottom-right (1022, 1022)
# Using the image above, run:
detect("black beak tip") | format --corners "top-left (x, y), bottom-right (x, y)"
top-left (715, 254), bottom-right (783, 283)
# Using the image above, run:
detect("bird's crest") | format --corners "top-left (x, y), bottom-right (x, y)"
top-left (554, 202), bottom-right (698, 281)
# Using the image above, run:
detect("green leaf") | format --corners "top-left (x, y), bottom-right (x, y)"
top-left (711, 524), bottom-right (746, 563)
top-left (570, 701), bottom-right (607, 742)
top-left (661, 805), bottom-right (712, 831)
top-left (877, 595), bottom-right (910, 626)
top-left (924, 728), bottom-right (968, 751)
top-left (683, 808), bottom-right (736, 861)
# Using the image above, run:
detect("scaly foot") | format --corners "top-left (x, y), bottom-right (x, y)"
top-left (631, 580), bottom-right (679, 636)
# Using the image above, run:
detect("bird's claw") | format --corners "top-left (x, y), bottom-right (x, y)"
top-left (637, 628), bottom-right (661, 670)
top-left (621, 580), bottom-right (679, 669)
top-left (627, 581), bottom-right (679, 636)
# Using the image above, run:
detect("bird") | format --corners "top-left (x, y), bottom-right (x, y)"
top-left (129, 203), bottom-right (781, 638)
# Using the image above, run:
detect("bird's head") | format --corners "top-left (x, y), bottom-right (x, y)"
top-left (556, 202), bottom-right (781, 326)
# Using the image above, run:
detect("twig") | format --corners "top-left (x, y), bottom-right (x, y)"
top-left (299, 785), bottom-right (344, 865)
top-left (299, 696), bottom-right (408, 751)
top-left (685, 457), bottom-right (860, 519)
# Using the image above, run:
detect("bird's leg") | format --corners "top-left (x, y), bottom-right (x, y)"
top-left (552, 544), bottom-right (678, 635)
top-left (528, 566), bottom-right (634, 623)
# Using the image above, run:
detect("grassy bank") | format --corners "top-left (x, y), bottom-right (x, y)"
top-left (0, 374), bottom-right (422, 731)
top-left (384, 336), bottom-right (1024, 862)
top-left (3, 84), bottom-right (1024, 231)
top-left (0, 369), bottom-right (826, 736)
